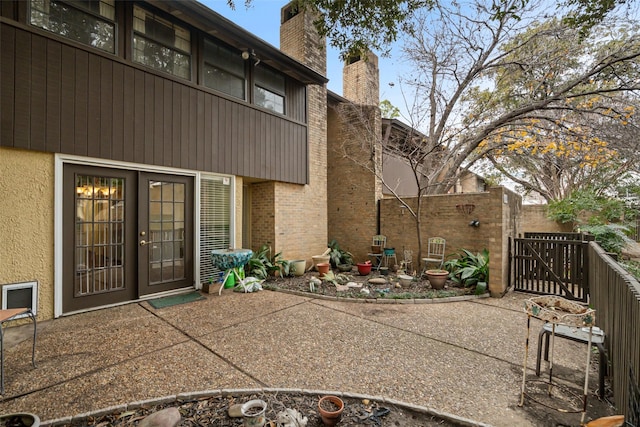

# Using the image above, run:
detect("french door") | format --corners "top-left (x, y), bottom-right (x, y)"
top-left (62, 165), bottom-right (193, 313)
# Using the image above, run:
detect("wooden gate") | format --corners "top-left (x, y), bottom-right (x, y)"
top-left (510, 232), bottom-right (594, 302)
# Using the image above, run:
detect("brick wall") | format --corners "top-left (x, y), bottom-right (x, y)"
top-left (379, 186), bottom-right (522, 296)
top-left (270, 2), bottom-right (328, 262)
top-left (327, 103), bottom-right (382, 262)
top-left (521, 204), bottom-right (574, 234)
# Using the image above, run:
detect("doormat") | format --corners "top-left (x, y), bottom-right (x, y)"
top-left (148, 292), bottom-right (205, 309)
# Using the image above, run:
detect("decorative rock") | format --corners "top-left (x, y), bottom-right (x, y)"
top-left (346, 282), bottom-right (362, 288)
top-left (228, 403), bottom-right (243, 417)
top-left (368, 278), bottom-right (387, 284)
top-left (395, 283), bottom-right (402, 288)
top-left (276, 408), bottom-right (308, 427)
top-left (360, 289), bottom-right (370, 294)
top-left (139, 408), bottom-right (181, 427)
top-left (335, 283), bottom-right (349, 292)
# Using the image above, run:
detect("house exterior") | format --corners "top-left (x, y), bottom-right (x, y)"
top-left (0, 0), bottom-right (329, 319)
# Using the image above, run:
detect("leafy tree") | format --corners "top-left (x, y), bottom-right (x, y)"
top-left (380, 99), bottom-right (401, 119)
top-left (547, 188), bottom-right (636, 253)
top-left (227, 0), bottom-right (635, 57)
top-left (330, 1), bottom-right (638, 260)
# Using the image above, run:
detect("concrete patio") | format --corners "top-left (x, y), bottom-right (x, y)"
top-left (0, 290), bottom-right (614, 426)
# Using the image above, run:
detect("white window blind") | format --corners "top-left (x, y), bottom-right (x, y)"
top-left (200, 176), bottom-right (232, 283)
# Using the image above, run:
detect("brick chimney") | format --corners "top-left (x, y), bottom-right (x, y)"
top-left (343, 51), bottom-right (380, 107)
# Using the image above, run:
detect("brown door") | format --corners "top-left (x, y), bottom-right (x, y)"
top-left (63, 165), bottom-right (193, 313)
top-left (138, 172), bottom-right (193, 296)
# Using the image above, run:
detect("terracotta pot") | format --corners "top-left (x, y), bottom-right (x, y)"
top-left (312, 255), bottom-right (330, 269)
top-left (316, 262), bottom-right (330, 278)
top-left (318, 395), bottom-right (344, 426)
top-left (357, 261), bottom-right (372, 276)
top-left (426, 269), bottom-right (449, 290)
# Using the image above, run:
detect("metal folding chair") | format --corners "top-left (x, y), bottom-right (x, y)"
top-left (422, 237), bottom-right (446, 270)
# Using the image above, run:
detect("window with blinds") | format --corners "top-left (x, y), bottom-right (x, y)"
top-left (200, 176), bottom-right (232, 284)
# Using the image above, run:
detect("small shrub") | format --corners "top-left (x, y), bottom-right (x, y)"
top-left (444, 249), bottom-right (489, 287)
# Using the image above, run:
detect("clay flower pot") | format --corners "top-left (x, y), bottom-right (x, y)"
top-left (318, 395), bottom-right (344, 426)
top-left (316, 262), bottom-right (330, 278)
top-left (357, 261), bottom-right (372, 276)
top-left (425, 269), bottom-right (449, 290)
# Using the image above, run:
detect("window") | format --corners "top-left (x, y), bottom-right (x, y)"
top-left (132, 5), bottom-right (191, 79)
top-left (200, 176), bottom-right (232, 284)
top-left (254, 66), bottom-right (285, 114)
top-left (203, 39), bottom-right (246, 100)
top-left (29, 0), bottom-right (116, 53)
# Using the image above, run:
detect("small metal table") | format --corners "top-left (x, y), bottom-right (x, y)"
top-left (210, 249), bottom-right (253, 295)
top-left (0, 308), bottom-right (37, 394)
top-left (520, 296), bottom-right (596, 425)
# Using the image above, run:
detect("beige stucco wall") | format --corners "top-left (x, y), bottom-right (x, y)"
top-left (0, 147), bottom-right (55, 321)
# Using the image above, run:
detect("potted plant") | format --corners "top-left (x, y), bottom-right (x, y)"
top-left (318, 395), bottom-right (344, 426)
top-left (245, 245), bottom-right (290, 279)
top-left (328, 239), bottom-right (354, 271)
top-left (425, 269), bottom-right (449, 290)
top-left (357, 260), bottom-right (372, 275)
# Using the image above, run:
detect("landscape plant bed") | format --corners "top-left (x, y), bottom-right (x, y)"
top-left (51, 391), bottom-right (466, 426)
top-left (262, 271), bottom-right (480, 300)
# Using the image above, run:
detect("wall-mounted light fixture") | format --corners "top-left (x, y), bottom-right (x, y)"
top-left (241, 49), bottom-right (260, 66)
top-left (469, 219), bottom-right (480, 227)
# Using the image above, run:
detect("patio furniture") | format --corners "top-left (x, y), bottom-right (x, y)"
top-left (402, 249), bottom-right (413, 272)
top-left (368, 235), bottom-right (386, 271)
top-left (0, 308), bottom-right (37, 394)
top-left (520, 295), bottom-right (597, 424)
top-left (422, 237), bottom-right (446, 270)
top-left (210, 249), bottom-right (253, 295)
top-left (536, 322), bottom-right (607, 399)
top-left (382, 247), bottom-right (397, 269)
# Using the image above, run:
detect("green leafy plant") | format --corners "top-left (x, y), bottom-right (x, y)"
top-left (328, 239), bottom-right (354, 267)
top-left (580, 223), bottom-right (631, 254)
top-left (444, 249), bottom-right (489, 287)
top-left (245, 244), bottom-right (290, 279)
top-left (321, 271), bottom-right (351, 286)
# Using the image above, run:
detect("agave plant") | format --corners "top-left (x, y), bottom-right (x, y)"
top-left (444, 248), bottom-right (489, 287)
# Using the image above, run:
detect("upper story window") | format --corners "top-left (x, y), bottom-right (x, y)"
top-left (254, 66), bottom-right (285, 115)
top-left (132, 5), bottom-right (191, 80)
top-left (29, 0), bottom-right (116, 53)
top-left (203, 39), bottom-right (246, 100)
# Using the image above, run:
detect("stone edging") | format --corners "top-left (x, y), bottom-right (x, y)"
top-left (269, 287), bottom-right (492, 303)
top-left (42, 388), bottom-right (494, 427)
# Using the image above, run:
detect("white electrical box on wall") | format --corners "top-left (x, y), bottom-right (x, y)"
top-left (2, 281), bottom-right (38, 319)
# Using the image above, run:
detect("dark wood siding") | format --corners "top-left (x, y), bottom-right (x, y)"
top-left (1, 22), bottom-right (309, 185)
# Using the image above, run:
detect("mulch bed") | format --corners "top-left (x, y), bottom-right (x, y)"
top-left (56, 392), bottom-right (464, 426)
top-left (262, 268), bottom-right (480, 300)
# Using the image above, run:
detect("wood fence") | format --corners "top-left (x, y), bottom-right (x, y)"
top-left (589, 242), bottom-right (640, 422)
top-left (510, 232), bottom-right (594, 302)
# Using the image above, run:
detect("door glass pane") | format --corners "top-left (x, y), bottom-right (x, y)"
top-left (148, 180), bottom-right (185, 285)
top-left (74, 174), bottom-right (125, 296)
